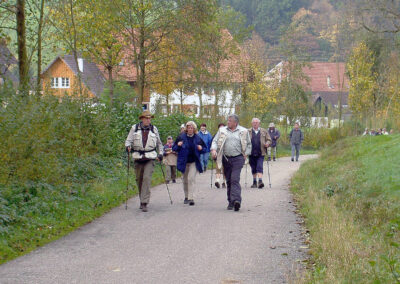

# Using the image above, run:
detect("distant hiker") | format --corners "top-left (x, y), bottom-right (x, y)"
top-left (173, 121), bottom-right (206, 206)
top-left (125, 110), bottom-right (164, 212)
top-left (289, 122), bottom-right (304, 162)
top-left (390, 129), bottom-right (394, 135)
top-left (370, 129), bottom-right (377, 136)
top-left (362, 128), bottom-right (369, 136)
top-left (267, 122), bottom-right (280, 161)
top-left (163, 136), bottom-right (178, 184)
top-left (248, 118), bottom-right (271, 189)
top-left (211, 114), bottom-right (251, 211)
top-left (383, 128), bottom-right (389, 135)
top-left (198, 123), bottom-right (213, 172)
top-left (180, 124), bottom-right (185, 133)
top-left (213, 123), bottom-right (226, 189)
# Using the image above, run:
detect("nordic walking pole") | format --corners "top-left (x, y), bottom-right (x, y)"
top-left (125, 150), bottom-right (130, 210)
top-left (245, 162), bottom-right (248, 189)
top-left (266, 159), bottom-right (272, 188)
top-left (210, 158), bottom-right (213, 188)
top-left (158, 160), bottom-right (173, 204)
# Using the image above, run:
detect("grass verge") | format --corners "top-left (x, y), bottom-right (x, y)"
top-left (291, 134), bottom-right (400, 283)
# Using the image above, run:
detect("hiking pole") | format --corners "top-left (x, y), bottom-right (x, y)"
top-left (125, 150), bottom-right (130, 210)
top-left (245, 163), bottom-right (248, 189)
top-left (158, 160), bottom-right (173, 204)
top-left (266, 159), bottom-right (272, 188)
top-left (210, 158), bottom-right (213, 188)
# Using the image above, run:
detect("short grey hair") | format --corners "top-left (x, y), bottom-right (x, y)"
top-left (252, 118), bottom-right (260, 123)
top-left (228, 114), bottom-right (239, 124)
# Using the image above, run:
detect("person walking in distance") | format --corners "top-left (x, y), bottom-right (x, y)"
top-left (125, 110), bottom-right (164, 212)
top-left (163, 136), bottom-right (178, 184)
top-left (248, 118), bottom-right (271, 189)
top-left (289, 122), bottom-right (304, 162)
top-left (213, 123), bottom-right (226, 189)
top-left (198, 123), bottom-right (213, 172)
top-left (267, 123), bottom-right (280, 161)
top-left (173, 121), bottom-right (206, 206)
top-left (211, 114), bottom-right (251, 211)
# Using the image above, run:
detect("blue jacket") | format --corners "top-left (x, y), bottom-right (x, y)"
top-left (173, 133), bottom-right (206, 173)
top-left (198, 130), bottom-right (213, 152)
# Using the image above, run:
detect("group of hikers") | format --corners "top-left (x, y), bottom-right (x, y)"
top-left (362, 128), bottom-right (393, 136)
top-left (125, 110), bottom-right (304, 212)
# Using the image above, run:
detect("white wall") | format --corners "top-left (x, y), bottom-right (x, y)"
top-left (150, 89), bottom-right (237, 117)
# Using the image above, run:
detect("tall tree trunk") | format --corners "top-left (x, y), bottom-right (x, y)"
top-left (137, 3), bottom-right (146, 107)
top-left (69, 0), bottom-right (82, 95)
top-left (16, 0), bottom-right (28, 91)
top-left (107, 67), bottom-right (114, 106)
top-left (36, 0), bottom-right (45, 93)
top-left (198, 86), bottom-right (203, 118)
top-left (179, 87), bottom-right (183, 112)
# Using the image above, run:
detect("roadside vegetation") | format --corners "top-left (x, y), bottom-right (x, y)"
top-left (0, 86), bottom-right (189, 264)
top-left (291, 134), bottom-right (400, 283)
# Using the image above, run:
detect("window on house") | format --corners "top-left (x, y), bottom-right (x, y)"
top-left (61, 77), bottom-right (70, 88)
top-left (51, 77), bottom-right (59, 88)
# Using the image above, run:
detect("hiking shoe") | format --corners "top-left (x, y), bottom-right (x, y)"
top-left (267, 157), bottom-right (271, 161)
top-left (273, 157), bottom-right (276, 161)
top-left (141, 203), bottom-right (148, 212)
top-left (258, 182), bottom-right (264, 189)
top-left (251, 183), bottom-right (258, 188)
top-left (215, 181), bottom-right (220, 188)
top-left (166, 180), bottom-right (170, 184)
top-left (227, 204), bottom-right (233, 210)
top-left (184, 198), bottom-right (189, 204)
top-left (222, 182), bottom-right (226, 188)
top-left (234, 201), bottom-right (241, 211)
top-left (291, 158), bottom-right (294, 162)
top-left (139, 203), bottom-right (144, 209)
top-left (172, 179), bottom-right (176, 183)
top-left (189, 200), bottom-right (195, 206)
top-left (296, 159), bottom-right (299, 162)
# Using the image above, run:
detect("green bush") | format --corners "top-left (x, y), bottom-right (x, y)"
top-left (0, 86), bottom-right (195, 264)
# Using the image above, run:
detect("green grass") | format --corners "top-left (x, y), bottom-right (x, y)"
top-left (291, 134), bottom-right (400, 283)
top-left (0, 159), bottom-right (169, 265)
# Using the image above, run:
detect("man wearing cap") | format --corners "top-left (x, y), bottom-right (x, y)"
top-left (211, 114), bottom-right (252, 211)
top-left (267, 123), bottom-right (280, 161)
top-left (248, 118), bottom-right (271, 189)
top-left (125, 110), bottom-right (164, 212)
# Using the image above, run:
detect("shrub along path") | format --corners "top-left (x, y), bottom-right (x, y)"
top-left (0, 156), bottom-right (316, 283)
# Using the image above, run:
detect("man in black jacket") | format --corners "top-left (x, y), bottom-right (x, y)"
top-left (289, 122), bottom-right (304, 162)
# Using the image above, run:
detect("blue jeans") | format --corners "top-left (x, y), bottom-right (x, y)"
top-left (291, 144), bottom-right (301, 160)
top-left (200, 152), bottom-right (210, 171)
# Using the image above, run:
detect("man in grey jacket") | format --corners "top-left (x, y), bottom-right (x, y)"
top-left (211, 114), bottom-right (251, 211)
top-left (125, 110), bottom-right (164, 212)
top-left (289, 122), bottom-right (304, 162)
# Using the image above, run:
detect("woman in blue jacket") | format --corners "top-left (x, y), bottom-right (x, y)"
top-left (173, 121), bottom-right (206, 205)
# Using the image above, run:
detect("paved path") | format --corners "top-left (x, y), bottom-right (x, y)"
top-left (0, 155), bottom-right (317, 284)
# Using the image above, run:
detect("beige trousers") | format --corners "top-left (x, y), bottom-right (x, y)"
top-left (183, 162), bottom-right (197, 200)
top-left (134, 160), bottom-right (155, 204)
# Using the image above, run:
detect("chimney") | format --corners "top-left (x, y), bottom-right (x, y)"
top-left (78, 58), bottom-right (84, 72)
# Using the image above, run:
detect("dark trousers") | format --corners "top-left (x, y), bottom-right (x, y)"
top-left (223, 155), bottom-right (245, 205)
top-left (249, 155), bottom-right (264, 174)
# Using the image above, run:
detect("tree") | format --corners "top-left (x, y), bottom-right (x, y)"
top-left (111, 0), bottom-right (177, 107)
top-left (49, 0), bottom-right (85, 94)
top-left (79, 0), bottom-right (124, 105)
top-left (347, 42), bottom-right (378, 127)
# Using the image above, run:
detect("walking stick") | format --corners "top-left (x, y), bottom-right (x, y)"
top-left (158, 160), bottom-right (173, 204)
top-left (210, 158), bottom-right (213, 188)
top-left (245, 163), bottom-right (248, 189)
top-left (125, 151), bottom-right (130, 210)
top-left (266, 159), bottom-right (272, 188)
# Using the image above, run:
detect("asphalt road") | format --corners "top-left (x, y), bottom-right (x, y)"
top-left (0, 155), bottom-right (316, 284)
